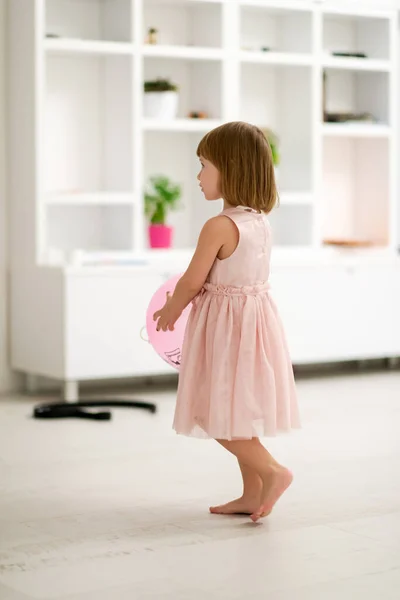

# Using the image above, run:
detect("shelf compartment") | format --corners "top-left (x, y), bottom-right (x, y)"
top-left (321, 137), bottom-right (390, 247)
top-left (240, 4), bottom-right (313, 55)
top-left (144, 131), bottom-right (221, 250)
top-left (323, 69), bottom-right (390, 127)
top-left (143, 0), bottom-right (222, 49)
top-left (45, 0), bottom-right (132, 43)
top-left (144, 57), bottom-right (223, 120)
top-left (323, 12), bottom-right (391, 61)
top-left (46, 205), bottom-right (134, 256)
top-left (240, 63), bottom-right (313, 192)
top-left (44, 54), bottom-right (133, 194)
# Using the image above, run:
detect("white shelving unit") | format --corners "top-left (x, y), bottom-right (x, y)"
top-left (8, 0), bottom-right (400, 399)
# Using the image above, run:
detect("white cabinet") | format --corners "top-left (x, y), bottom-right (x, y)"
top-left (11, 268), bottom-right (174, 385)
top-left (65, 272), bottom-right (169, 379)
top-left (10, 256), bottom-right (400, 398)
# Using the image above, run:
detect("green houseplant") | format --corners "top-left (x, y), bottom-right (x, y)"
top-left (144, 78), bottom-right (179, 120)
top-left (145, 175), bottom-right (182, 248)
top-left (261, 128), bottom-right (280, 167)
top-left (144, 79), bottom-right (178, 93)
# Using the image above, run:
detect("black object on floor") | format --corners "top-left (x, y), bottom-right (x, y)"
top-left (33, 399), bottom-right (157, 421)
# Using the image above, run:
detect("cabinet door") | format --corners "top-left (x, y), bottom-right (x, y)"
top-left (65, 272), bottom-right (173, 379)
top-left (271, 263), bottom-right (400, 364)
top-left (271, 265), bottom-right (357, 363)
top-left (350, 265), bottom-right (400, 357)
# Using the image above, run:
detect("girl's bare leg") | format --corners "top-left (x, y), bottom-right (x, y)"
top-left (214, 438), bottom-right (293, 522)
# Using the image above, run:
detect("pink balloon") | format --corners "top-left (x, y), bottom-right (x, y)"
top-left (146, 274), bottom-right (191, 370)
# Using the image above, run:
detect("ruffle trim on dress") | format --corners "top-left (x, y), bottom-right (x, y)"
top-left (197, 281), bottom-right (270, 299)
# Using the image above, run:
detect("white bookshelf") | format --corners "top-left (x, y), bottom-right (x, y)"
top-left (9, 0), bottom-right (399, 263)
top-left (8, 0), bottom-right (400, 397)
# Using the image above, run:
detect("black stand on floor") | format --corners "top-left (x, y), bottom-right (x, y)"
top-left (33, 399), bottom-right (157, 421)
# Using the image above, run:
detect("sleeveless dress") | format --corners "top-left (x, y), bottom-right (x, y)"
top-left (173, 206), bottom-right (300, 441)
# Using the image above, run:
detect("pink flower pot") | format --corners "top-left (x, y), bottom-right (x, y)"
top-left (148, 224), bottom-right (173, 249)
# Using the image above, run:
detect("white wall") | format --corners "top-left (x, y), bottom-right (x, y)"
top-left (0, 0), bottom-right (19, 393)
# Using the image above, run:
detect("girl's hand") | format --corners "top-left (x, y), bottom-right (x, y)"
top-left (152, 216), bottom-right (236, 331)
top-left (153, 293), bottom-right (182, 332)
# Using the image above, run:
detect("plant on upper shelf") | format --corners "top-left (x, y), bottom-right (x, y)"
top-left (261, 128), bottom-right (280, 167)
top-left (145, 175), bottom-right (182, 249)
top-left (144, 79), bottom-right (180, 120)
top-left (144, 78), bottom-right (179, 93)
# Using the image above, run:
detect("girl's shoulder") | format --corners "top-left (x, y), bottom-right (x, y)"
top-left (203, 213), bottom-right (239, 244)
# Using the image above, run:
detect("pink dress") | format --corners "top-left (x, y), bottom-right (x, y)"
top-left (173, 206), bottom-right (300, 440)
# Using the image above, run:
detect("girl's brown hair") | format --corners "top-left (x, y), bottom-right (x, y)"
top-left (197, 121), bottom-right (278, 214)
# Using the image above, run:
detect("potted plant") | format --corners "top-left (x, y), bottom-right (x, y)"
top-left (145, 175), bottom-right (182, 249)
top-left (261, 128), bottom-right (280, 180)
top-left (144, 78), bottom-right (179, 120)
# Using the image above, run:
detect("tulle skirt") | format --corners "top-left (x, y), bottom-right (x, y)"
top-left (173, 282), bottom-right (301, 440)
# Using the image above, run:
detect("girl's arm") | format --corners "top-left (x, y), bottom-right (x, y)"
top-left (153, 216), bottom-right (233, 331)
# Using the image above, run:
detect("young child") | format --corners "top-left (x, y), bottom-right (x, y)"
top-left (153, 121), bottom-right (300, 523)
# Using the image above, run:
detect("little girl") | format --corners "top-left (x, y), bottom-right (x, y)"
top-left (154, 121), bottom-right (300, 523)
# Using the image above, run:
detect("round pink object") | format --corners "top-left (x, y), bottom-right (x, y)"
top-left (145, 274), bottom-right (191, 370)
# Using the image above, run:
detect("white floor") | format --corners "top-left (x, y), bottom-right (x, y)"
top-left (1, 371), bottom-right (400, 600)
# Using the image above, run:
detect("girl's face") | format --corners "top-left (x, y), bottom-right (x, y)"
top-left (197, 156), bottom-right (221, 201)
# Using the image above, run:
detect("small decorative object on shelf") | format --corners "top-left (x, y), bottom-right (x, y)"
top-left (241, 46), bottom-right (272, 53)
top-left (323, 239), bottom-right (373, 247)
top-left (324, 112), bottom-right (376, 124)
top-left (188, 111), bottom-right (208, 119)
top-left (144, 78), bottom-right (179, 120)
top-left (332, 51), bottom-right (367, 59)
top-left (145, 175), bottom-right (182, 249)
top-left (146, 27), bottom-right (158, 45)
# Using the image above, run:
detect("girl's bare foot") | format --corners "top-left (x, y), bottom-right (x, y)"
top-left (250, 467), bottom-right (293, 522)
top-left (210, 494), bottom-right (261, 515)
top-left (210, 460), bottom-right (263, 515)
top-left (215, 438), bottom-right (292, 522)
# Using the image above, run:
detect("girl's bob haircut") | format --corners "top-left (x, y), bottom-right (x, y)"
top-left (197, 121), bottom-right (278, 214)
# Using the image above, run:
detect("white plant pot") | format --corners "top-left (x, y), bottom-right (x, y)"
top-left (144, 91), bottom-right (179, 120)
